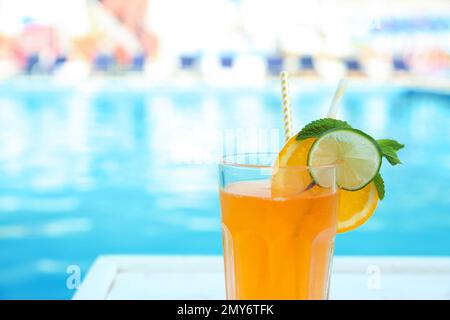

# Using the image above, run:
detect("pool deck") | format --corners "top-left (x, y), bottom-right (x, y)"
top-left (73, 255), bottom-right (450, 300)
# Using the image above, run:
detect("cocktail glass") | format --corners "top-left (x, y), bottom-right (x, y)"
top-left (219, 153), bottom-right (338, 300)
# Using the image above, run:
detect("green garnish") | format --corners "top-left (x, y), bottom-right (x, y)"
top-left (298, 118), bottom-right (404, 200)
top-left (296, 118), bottom-right (351, 141)
top-left (373, 173), bottom-right (385, 200)
top-left (377, 139), bottom-right (405, 166)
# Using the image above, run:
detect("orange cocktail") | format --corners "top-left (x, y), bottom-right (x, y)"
top-left (218, 75), bottom-right (404, 300)
top-left (219, 154), bottom-right (338, 300)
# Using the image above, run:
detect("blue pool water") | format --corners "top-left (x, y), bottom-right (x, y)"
top-left (0, 81), bottom-right (449, 299)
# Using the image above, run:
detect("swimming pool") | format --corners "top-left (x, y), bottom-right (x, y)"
top-left (0, 80), bottom-right (449, 299)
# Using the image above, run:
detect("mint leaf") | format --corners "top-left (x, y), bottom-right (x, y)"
top-left (381, 147), bottom-right (401, 165)
top-left (373, 173), bottom-right (385, 200)
top-left (377, 139), bottom-right (404, 166)
top-left (296, 118), bottom-right (351, 140)
top-left (377, 139), bottom-right (404, 151)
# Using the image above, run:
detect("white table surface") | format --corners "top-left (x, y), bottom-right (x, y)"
top-left (73, 255), bottom-right (450, 300)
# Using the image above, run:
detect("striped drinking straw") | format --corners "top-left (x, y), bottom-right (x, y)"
top-left (280, 71), bottom-right (293, 142)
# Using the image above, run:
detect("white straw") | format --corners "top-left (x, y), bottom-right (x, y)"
top-left (326, 79), bottom-right (348, 119)
top-left (280, 71), bottom-right (293, 142)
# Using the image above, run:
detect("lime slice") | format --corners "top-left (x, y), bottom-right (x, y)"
top-left (307, 128), bottom-right (382, 191)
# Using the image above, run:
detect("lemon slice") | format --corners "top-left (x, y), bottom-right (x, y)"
top-left (307, 128), bottom-right (382, 191)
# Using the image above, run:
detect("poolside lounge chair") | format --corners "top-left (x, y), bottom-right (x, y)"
top-left (180, 55), bottom-right (199, 70)
top-left (343, 57), bottom-right (366, 77)
top-left (131, 54), bottom-right (146, 72)
top-left (266, 56), bottom-right (283, 76)
top-left (297, 55), bottom-right (319, 77)
top-left (94, 53), bottom-right (115, 72)
top-left (24, 54), bottom-right (39, 74)
top-left (390, 57), bottom-right (412, 82)
top-left (392, 57), bottom-right (410, 72)
top-left (220, 55), bottom-right (234, 69)
top-left (51, 55), bottom-right (67, 73)
top-left (299, 55), bottom-right (315, 71)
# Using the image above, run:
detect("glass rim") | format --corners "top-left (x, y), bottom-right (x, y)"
top-left (219, 152), bottom-right (338, 170)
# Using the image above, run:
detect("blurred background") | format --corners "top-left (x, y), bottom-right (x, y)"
top-left (0, 0), bottom-right (449, 299)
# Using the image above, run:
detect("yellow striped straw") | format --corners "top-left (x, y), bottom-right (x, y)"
top-left (280, 71), bottom-right (293, 142)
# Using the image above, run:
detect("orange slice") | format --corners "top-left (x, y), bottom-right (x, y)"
top-left (337, 182), bottom-right (378, 233)
top-left (271, 136), bottom-right (315, 198)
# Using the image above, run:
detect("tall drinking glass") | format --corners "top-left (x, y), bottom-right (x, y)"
top-left (219, 153), bottom-right (338, 300)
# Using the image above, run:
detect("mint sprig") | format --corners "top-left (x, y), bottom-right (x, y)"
top-left (373, 139), bottom-right (404, 199)
top-left (377, 139), bottom-right (405, 166)
top-left (377, 139), bottom-right (405, 151)
top-left (373, 173), bottom-right (385, 200)
top-left (296, 118), bottom-right (404, 200)
top-left (373, 138), bottom-right (404, 199)
top-left (296, 118), bottom-right (351, 141)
